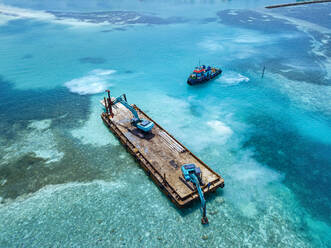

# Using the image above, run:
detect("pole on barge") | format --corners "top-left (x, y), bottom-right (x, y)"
top-left (105, 90), bottom-right (114, 117)
top-left (104, 97), bottom-right (109, 115)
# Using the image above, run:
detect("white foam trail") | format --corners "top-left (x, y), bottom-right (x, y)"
top-left (218, 71), bottom-right (250, 86)
top-left (64, 69), bottom-right (115, 95)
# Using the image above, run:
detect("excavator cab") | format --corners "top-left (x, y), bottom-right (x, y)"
top-left (182, 164), bottom-right (202, 182)
top-left (135, 119), bottom-right (154, 132)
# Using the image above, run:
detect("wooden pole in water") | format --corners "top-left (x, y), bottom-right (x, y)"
top-left (261, 66), bottom-right (265, 78)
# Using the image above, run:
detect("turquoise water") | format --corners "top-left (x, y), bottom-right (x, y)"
top-left (0, 1), bottom-right (331, 247)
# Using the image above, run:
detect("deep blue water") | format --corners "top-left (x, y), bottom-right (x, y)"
top-left (0, 1), bottom-right (330, 247)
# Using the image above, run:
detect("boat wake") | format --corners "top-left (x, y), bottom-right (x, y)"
top-left (218, 71), bottom-right (249, 86)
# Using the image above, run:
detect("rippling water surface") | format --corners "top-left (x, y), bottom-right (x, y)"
top-left (0, 1), bottom-right (330, 247)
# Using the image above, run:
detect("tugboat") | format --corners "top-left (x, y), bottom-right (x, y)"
top-left (187, 65), bottom-right (222, 85)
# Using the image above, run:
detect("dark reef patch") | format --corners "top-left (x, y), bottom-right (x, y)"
top-left (0, 139), bottom-right (134, 201)
top-left (21, 54), bottom-right (33, 59)
top-left (270, 2), bottom-right (331, 29)
top-left (79, 57), bottom-right (107, 64)
top-left (0, 75), bottom-right (139, 201)
top-left (101, 29), bottom-right (112, 33)
top-left (0, 76), bottom-right (90, 128)
top-left (216, 9), bottom-right (297, 34)
top-left (200, 17), bottom-right (218, 24)
top-left (114, 27), bottom-right (126, 31)
top-left (243, 112), bottom-right (331, 224)
top-left (0, 19), bottom-right (50, 35)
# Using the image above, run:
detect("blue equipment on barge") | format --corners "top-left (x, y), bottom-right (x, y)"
top-left (187, 65), bottom-right (222, 85)
top-left (181, 163), bottom-right (208, 224)
top-left (103, 91), bottom-right (154, 132)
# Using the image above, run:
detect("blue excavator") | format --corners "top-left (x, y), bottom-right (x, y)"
top-left (181, 164), bottom-right (208, 224)
top-left (104, 90), bottom-right (154, 132)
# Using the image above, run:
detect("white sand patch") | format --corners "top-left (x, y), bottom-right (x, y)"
top-left (70, 96), bottom-right (118, 146)
top-left (269, 73), bottom-right (331, 120)
top-left (225, 152), bottom-right (284, 217)
top-left (0, 12), bottom-right (19, 25)
top-left (64, 69), bottom-right (116, 95)
top-left (0, 4), bottom-right (54, 21)
top-left (239, 202), bottom-right (258, 217)
top-left (199, 39), bottom-right (224, 52)
top-left (234, 34), bottom-right (270, 44)
top-left (27, 119), bottom-right (52, 130)
top-left (309, 34), bottom-right (331, 80)
top-left (207, 120), bottom-right (233, 138)
top-left (198, 31), bottom-right (274, 59)
top-left (0, 179), bottom-right (7, 186)
top-left (228, 10), bottom-right (238, 16)
top-left (0, 4), bottom-right (108, 27)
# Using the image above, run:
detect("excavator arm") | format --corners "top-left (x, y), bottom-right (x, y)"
top-left (190, 173), bottom-right (208, 224)
top-left (181, 164), bottom-right (208, 224)
top-left (112, 95), bottom-right (140, 120)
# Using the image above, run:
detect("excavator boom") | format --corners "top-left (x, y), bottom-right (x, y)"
top-left (111, 94), bottom-right (154, 132)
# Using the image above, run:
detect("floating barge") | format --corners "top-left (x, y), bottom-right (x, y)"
top-left (100, 94), bottom-right (224, 207)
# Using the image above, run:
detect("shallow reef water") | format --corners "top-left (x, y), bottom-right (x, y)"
top-left (0, 0), bottom-right (330, 247)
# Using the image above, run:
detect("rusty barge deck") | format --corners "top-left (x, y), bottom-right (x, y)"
top-left (101, 99), bottom-right (224, 207)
